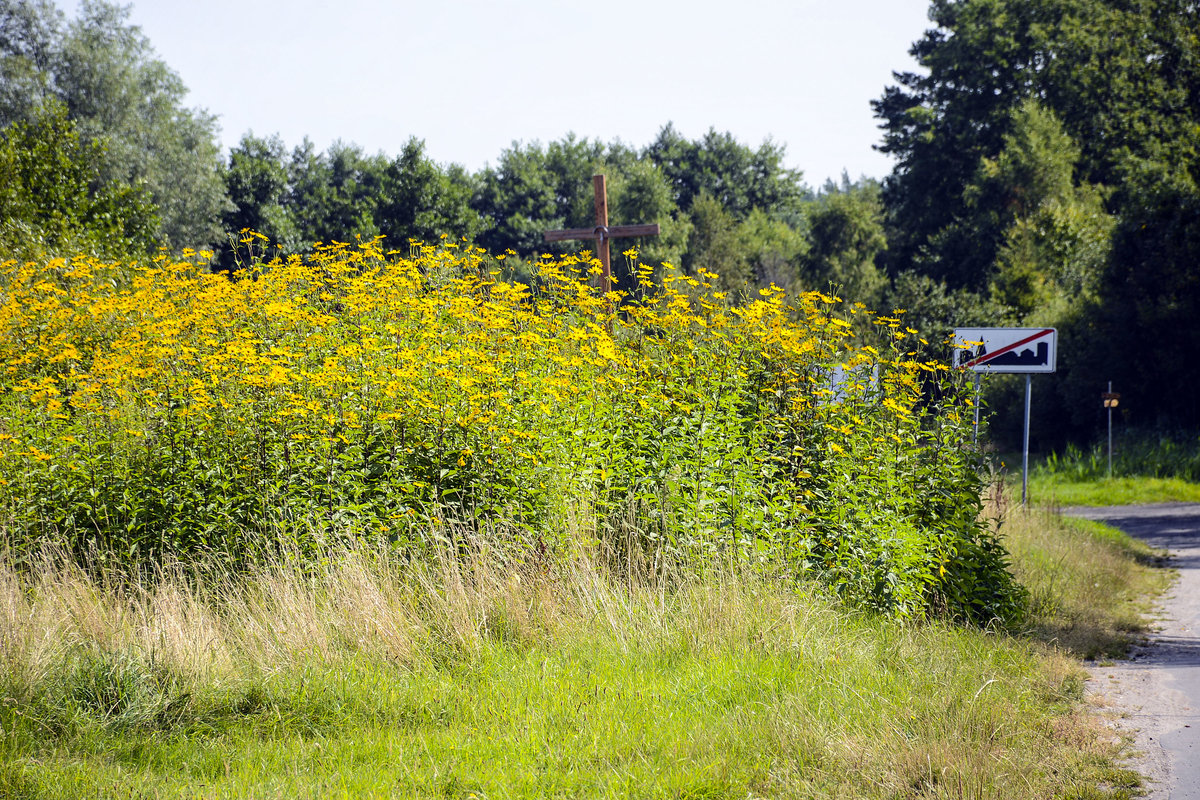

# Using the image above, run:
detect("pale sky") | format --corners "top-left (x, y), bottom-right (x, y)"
top-left (62, 0), bottom-right (933, 189)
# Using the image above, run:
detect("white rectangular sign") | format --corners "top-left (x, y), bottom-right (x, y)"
top-left (953, 327), bottom-right (1057, 374)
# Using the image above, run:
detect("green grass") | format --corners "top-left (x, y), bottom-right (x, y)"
top-left (1028, 475), bottom-right (1200, 506)
top-left (0, 627), bottom-right (1082, 798)
top-left (1041, 431), bottom-right (1200, 483)
top-left (0, 516), bottom-right (1166, 800)
top-left (1017, 429), bottom-right (1200, 506)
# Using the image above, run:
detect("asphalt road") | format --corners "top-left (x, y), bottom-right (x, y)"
top-left (1062, 503), bottom-right (1200, 799)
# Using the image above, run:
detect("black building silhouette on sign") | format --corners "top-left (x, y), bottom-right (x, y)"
top-left (983, 341), bottom-right (1049, 367)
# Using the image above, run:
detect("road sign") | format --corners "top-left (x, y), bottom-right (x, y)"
top-left (954, 326), bottom-right (1058, 506)
top-left (953, 328), bottom-right (1057, 374)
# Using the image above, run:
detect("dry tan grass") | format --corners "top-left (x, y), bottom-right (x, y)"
top-left (1000, 504), bottom-right (1169, 656)
top-left (2, 503), bottom-right (1157, 693)
top-left (0, 537), bottom-right (643, 695)
top-left (0, 533), bottom-right (842, 703)
top-left (0, 525), bottom-right (1147, 799)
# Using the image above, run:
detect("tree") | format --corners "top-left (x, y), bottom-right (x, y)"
top-left (219, 132), bottom-right (299, 269)
top-left (602, 158), bottom-right (691, 279)
top-left (219, 134), bottom-right (488, 260)
top-left (645, 123), bottom-right (807, 221)
top-left (0, 0), bottom-right (61, 124)
top-left (875, 0), bottom-right (1200, 433)
top-left (686, 190), bottom-right (750, 296)
top-left (1, 0), bottom-right (230, 250)
top-left (376, 138), bottom-right (485, 247)
top-left (885, 273), bottom-right (999, 343)
top-left (0, 100), bottom-right (157, 259)
top-left (728, 208), bottom-right (807, 297)
top-left (472, 135), bottom-right (681, 273)
top-left (1085, 166), bottom-right (1200, 429)
top-left (873, 0), bottom-right (1196, 283)
top-left (913, 99), bottom-right (1114, 320)
top-left (801, 179), bottom-right (887, 307)
top-left (474, 136), bottom-right (602, 256)
top-left (286, 141), bottom-right (390, 246)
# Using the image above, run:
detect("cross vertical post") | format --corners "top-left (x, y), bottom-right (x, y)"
top-left (543, 174), bottom-right (660, 300)
top-left (593, 174), bottom-right (611, 294)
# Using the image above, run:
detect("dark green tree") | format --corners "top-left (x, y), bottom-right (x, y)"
top-left (1085, 166), bottom-right (1200, 429)
top-left (686, 190), bottom-right (750, 296)
top-left (916, 99), bottom-right (1113, 321)
top-left (286, 141), bottom-right (389, 245)
top-left (603, 158), bottom-right (691, 278)
top-left (875, 0), bottom-right (1200, 434)
top-left (219, 135), bottom-right (488, 259)
top-left (220, 132), bottom-right (299, 269)
top-left (473, 135), bottom-right (680, 273)
top-left (474, 136), bottom-right (604, 256)
top-left (645, 123), bottom-right (807, 220)
top-left (734, 208), bottom-right (807, 296)
top-left (874, 0), bottom-right (1196, 283)
top-left (376, 138), bottom-right (485, 247)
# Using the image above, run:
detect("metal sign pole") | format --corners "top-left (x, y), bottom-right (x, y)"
top-left (972, 373), bottom-right (982, 446)
top-left (1101, 384), bottom-right (1120, 478)
top-left (1022, 374), bottom-right (1032, 506)
top-left (1107, 380), bottom-right (1113, 479)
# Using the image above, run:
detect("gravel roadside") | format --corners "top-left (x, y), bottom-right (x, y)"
top-left (1061, 503), bottom-right (1200, 800)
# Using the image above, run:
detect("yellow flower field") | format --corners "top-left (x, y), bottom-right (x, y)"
top-left (0, 240), bottom-right (1016, 620)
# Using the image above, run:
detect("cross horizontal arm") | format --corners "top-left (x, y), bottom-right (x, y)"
top-left (543, 223), bottom-right (661, 243)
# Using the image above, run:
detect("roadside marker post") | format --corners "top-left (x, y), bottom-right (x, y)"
top-left (1103, 383), bottom-right (1120, 478)
top-left (953, 328), bottom-right (1058, 505)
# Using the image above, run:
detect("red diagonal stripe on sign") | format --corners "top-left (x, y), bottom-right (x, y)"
top-left (964, 328), bottom-right (1054, 368)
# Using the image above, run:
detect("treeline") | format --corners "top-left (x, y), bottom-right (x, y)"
top-left (3, 0), bottom-right (1199, 444)
top-left (0, 2), bottom-right (886, 301)
top-left (0, 1), bottom-right (226, 254)
top-left (219, 128), bottom-right (887, 304)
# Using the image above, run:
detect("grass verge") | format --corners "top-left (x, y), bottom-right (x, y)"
top-left (1027, 475), bottom-right (1200, 506)
top-left (1019, 429), bottom-right (1200, 505)
top-left (1002, 505), bottom-right (1171, 658)
top-left (0, 511), bottom-right (1169, 800)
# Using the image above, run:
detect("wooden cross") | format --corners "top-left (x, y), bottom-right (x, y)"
top-left (543, 174), bottom-right (660, 295)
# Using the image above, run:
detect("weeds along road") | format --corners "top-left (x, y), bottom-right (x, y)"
top-left (1063, 503), bottom-right (1200, 800)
